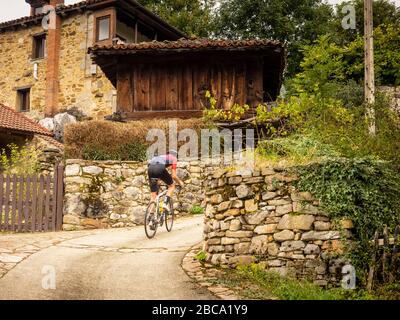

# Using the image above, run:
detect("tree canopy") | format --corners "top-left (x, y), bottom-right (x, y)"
top-left (138, 0), bottom-right (215, 38)
top-left (212, 0), bottom-right (335, 75)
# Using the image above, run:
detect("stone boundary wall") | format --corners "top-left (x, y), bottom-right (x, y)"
top-left (203, 167), bottom-right (354, 286)
top-left (63, 159), bottom-right (211, 230)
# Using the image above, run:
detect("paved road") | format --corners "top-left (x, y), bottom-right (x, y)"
top-left (0, 216), bottom-right (215, 300)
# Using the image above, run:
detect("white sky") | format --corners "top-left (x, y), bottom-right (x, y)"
top-left (0, 0), bottom-right (399, 23)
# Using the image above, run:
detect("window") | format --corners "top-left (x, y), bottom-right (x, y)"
top-left (34, 6), bottom-right (43, 15)
top-left (17, 88), bottom-right (31, 112)
top-left (96, 16), bottom-right (111, 42)
top-left (32, 34), bottom-right (46, 59)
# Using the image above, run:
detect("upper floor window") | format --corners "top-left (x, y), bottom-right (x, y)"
top-left (96, 16), bottom-right (111, 42)
top-left (17, 88), bottom-right (31, 112)
top-left (32, 34), bottom-right (46, 60)
top-left (34, 6), bottom-right (43, 15)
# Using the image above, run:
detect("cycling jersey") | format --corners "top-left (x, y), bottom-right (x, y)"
top-left (149, 154), bottom-right (178, 170)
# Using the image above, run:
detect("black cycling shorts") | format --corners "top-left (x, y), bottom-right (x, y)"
top-left (148, 163), bottom-right (173, 193)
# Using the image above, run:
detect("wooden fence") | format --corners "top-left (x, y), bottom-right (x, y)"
top-left (367, 225), bottom-right (400, 291)
top-left (0, 164), bottom-right (64, 233)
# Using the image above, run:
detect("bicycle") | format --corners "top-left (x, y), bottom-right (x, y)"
top-left (144, 184), bottom-right (181, 239)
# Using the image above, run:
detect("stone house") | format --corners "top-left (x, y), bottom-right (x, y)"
top-left (0, 0), bottom-right (185, 120)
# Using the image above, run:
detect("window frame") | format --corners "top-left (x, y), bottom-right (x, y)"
top-left (96, 15), bottom-right (111, 42)
top-left (93, 8), bottom-right (116, 45)
top-left (34, 6), bottom-right (43, 15)
top-left (16, 88), bottom-right (31, 113)
top-left (32, 33), bottom-right (47, 60)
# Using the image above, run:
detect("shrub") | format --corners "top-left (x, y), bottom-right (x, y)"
top-left (294, 157), bottom-right (400, 284)
top-left (64, 119), bottom-right (204, 160)
top-left (0, 143), bottom-right (40, 175)
top-left (257, 135), bottom-right (339, 164)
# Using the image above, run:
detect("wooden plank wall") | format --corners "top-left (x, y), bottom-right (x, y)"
top-left (117, 57), bottom-right (264, 115)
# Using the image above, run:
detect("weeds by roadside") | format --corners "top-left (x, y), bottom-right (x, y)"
top-left (207, 264), bottom-right (399, 300)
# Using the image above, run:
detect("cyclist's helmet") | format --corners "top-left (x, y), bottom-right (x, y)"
top-left (168, 149), bottom-right (178, 159)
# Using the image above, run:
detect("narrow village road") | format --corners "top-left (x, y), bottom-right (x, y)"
top-left (0, 216), bottom-right (215, 300)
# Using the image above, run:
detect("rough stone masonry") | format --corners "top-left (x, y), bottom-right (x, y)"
top-left (63, 159), bottom-right (210, 230)
top-left (202, 166), bottom-right (354, 286)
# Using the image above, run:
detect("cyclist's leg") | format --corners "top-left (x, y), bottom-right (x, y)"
top-left (148, 165), bottom-right (161, 204)
top-left (159, 169), bottom-right (174, 204)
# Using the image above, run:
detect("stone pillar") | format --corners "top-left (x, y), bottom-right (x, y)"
top-left (44, 0), bottom-right (64, 116)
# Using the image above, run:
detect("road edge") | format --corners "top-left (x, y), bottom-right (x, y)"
top-left (181, 242), bottom-right (241, 300)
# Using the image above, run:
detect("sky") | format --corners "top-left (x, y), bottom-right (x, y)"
top-left (0, 0), bottom-right (399, 23)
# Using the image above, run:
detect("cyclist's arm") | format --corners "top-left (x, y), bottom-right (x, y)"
top-left (171, 168), bottom-right (184, 187)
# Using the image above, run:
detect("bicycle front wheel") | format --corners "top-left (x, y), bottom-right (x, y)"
top-left (145, 202), bottom-right (158, 239)
top-left (165, 198), bottom-right (174, 232)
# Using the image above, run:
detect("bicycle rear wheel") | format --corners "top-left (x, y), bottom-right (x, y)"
top-left (144, 202), bottom-right (158, 239)
top-left (165, 199), bottom-right (174, 232)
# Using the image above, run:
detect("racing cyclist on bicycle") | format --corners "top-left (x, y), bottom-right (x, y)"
top-left (147, 149), bottom-right (184, 212)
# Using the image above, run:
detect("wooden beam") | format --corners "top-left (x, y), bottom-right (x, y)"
top-left (125, 110), bottom-right (203, 120)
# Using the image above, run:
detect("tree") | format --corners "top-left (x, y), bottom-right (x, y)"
top-left (212, 0), bottom-right (335, 75)
top-left (333, 0), bottom-right (400, 45)
top-left (138, 0), bottom-right (215, 38)
top-left (288, 24), bottom-right (400, 97)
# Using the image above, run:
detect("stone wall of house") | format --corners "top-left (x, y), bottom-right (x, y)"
top-left (0, 12), bottom-right (115, 120)
top-left (63, 159), bottom-right (209, 231)
top-left (59, 13), bottom-right (116, 119)
top-left (202, 167), bottom-right (353, 286)
top-left (0, 25), bottom-right (48, 119)
top-left (379, 86), bottom-right (400, 114)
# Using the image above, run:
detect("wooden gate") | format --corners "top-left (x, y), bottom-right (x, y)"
top-left (0, 164), bottom-right (64, 232)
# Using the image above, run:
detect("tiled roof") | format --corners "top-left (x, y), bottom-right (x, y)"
top-left (0, 104), bottom-right (53, 136)
top-left (0, 0), bottom-right (186, 38)
top-left (0, 1), bottom-right (83, 30)
top-left (90, 38), bottom-right (284, 54)
top-left (38, 134), bottom-right (65, 150)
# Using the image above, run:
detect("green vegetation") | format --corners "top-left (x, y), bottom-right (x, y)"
top-left (295, 158), bottom-right (400, 283)
top-left (212, 264), bottom-right (396, 300)
top-left (214, 0), bottom-right (334, 75)
top-left (190, 205), bottom-right (205, 215)
top-left (0, 143), bottom-right (40, 175)
top-left (82, 142), bottom-right (147, 162)
top-left (138, 0), bottom-right (215, 38)
top-left (195, 250), bottom-right (207, 262)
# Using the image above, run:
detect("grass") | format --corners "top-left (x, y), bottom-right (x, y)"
top-left (190, 205), bottom-right (205, 215)
top-left (208, 264), bottom-right (395, 300)
top-left (195, 250), bottom-right (207, 262)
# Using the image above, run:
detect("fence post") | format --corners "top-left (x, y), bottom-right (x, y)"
top-left (55, 163), bottom-right (64, 231)
top-left (0, 174), bottom-right (3, 231)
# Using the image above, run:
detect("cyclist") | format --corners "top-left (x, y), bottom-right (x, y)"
top-left (147, 149), bottom-right (184, 212)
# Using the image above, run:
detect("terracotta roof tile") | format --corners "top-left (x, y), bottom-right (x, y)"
top-left (38, 134), bottom-right (64, 150)
top-left (0, 0), bottom-right (186, 38)
top-left (0, 104), bottom-right (53, 136)
top-left (89, 38), bottom-right (284, 55)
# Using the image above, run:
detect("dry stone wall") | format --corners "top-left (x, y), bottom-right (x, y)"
top-left (203, 166), bottom-right (354, 286)
top-left (63, 159), bottom-right (211, 231)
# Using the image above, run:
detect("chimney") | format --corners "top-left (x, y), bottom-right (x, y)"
top-left (25, 1), bottom-right (65, 16)
top-left (25, 0), bottom-right (64, 116)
